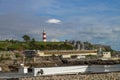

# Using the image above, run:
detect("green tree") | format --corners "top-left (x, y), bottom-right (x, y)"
top-left (31, 38), bottom-right (35, 43)
top-left (22, 35), bottom-right (30, 42)
top-left (29, 38), bottom-right (36, 50)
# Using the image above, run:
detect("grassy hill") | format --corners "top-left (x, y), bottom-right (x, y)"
top-left (0, 40), bottom-right (73, 51)
top-left (0, 39), bottom-right (114, 52)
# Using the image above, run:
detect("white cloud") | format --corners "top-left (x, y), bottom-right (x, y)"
top-left (46, 18), bottom-right (61, 24)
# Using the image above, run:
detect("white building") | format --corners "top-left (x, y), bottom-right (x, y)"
top-left (102, 52), bottom-right (111, 58)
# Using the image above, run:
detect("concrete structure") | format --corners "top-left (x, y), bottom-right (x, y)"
top-left (33, 64), bottom-right (120, 76)
top-left (37, 50), bottom-right (98, 58)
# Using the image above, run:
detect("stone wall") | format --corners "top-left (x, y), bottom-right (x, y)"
top-left (17, 72), bottom-right (120, 80)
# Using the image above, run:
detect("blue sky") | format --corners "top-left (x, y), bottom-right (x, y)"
top-left (0, 0), bottom-right (120, 50)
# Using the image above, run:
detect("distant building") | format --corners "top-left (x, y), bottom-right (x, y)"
top-left (23, 50), bottom-right (98, 58)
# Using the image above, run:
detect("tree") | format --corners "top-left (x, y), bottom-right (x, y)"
top-left (22, 35), bottom-right (30, 42)
top-left (31, 38), bottom-right (35, 43)
top-left (29, 38), bottom-right (36, 50)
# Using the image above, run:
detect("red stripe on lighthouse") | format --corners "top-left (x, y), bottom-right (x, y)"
top-left (43, 30), bottom-right (46, 42)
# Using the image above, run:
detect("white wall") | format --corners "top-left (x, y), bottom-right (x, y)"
top-left (0, 67), bottom-right (2, 71)
top-left (33, 64), bottom-right (120, 76)
top-left (19, 67), bottom-right (28, 74)
top-left (33, 65), bottom-right (88, 76)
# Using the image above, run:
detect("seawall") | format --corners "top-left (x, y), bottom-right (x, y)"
top-left (17, 72), bottom-right (120, 80)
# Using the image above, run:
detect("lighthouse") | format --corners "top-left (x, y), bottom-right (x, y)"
top-left (43, 29), bottom-right (46, 42)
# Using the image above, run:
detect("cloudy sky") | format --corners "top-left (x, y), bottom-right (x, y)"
top-left (0, 0), bottom-right (120, 50)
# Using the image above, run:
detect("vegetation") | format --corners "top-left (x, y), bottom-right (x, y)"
top-left (22, 35), bottom-right (30, 42)
top-left (0, 35), bottom-right (115, 52)
top-left (0, 37), bottom-right (74, 51)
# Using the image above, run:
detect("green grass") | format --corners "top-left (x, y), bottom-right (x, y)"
top-left (36, 41), bottom-right (63, 45)
top-left (0, 40), bottom-right (73, 51)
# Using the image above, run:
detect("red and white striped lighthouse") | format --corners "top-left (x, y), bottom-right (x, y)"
top-left (43, 29), bottom-right (46, 42)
